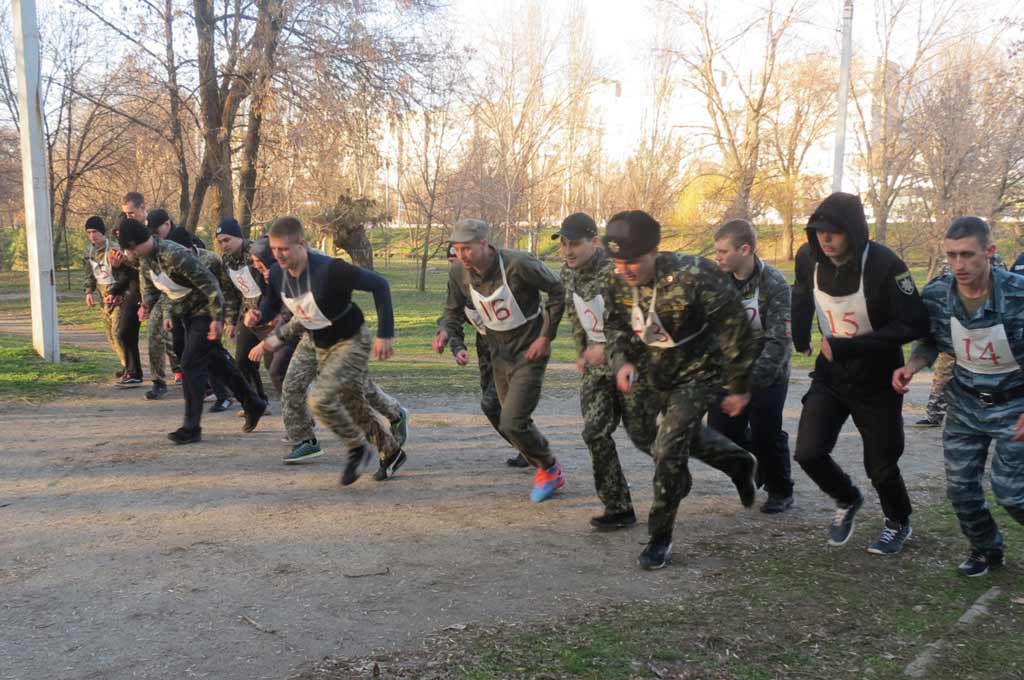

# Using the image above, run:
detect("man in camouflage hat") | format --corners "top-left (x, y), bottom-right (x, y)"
top-left (603, 210), bottom-right (759, 570)
top-left (709, 218), bottom-right (795, 513)
top-left (118, 218), bottom-right (266, 444)
top-left (557, 212), bottom-right (657, 530)
top-left (440, 218), bottom-right (568, 502)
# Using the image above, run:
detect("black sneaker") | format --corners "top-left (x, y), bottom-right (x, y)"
top-left (209, 397), bottom-right (234, 413)
top-left (341, 444), bottom-right (376, 486)
top-left (958, 547), bottom-right (1004, 577)
top-left (761, 493), bottom-right (794, 514)
top-left (115, 376), bottom-right (144, 388)
top-left (867, 519), bottom-right (912, 555)
top-left (242, 400), bottom-right (267, 433)
top-left (145, 381), bottom-right (168, 400)
top-left (590, 509), bottom-right (637, 531)
top-left (638, 536), bottom-right (673, 570)
top-left (506, 452), bottom-right (530, 468)
top-left (373, 449), bottom-right (408, 481)
top-left (732, 453), bottom-right (758, 508)
top-left (914, 417), bottom-right (942, 428)
top-left (828, 490), bottom-right (864, 546)
top-left (167, 427), bottom-right (201, 445)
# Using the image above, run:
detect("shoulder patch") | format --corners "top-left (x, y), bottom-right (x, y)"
top-left (896, 271), bottom-right (916, 296)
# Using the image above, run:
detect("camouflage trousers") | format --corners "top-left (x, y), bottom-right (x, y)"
top-left (579, 364), bottom-right (657, 514)
top-left (943, 383), bottom-right (1024, 553)
top-left (147, 302), bottom-right (178, 382)
top-left (281, 328), bottom-right (399, 462)
top-left (100, 302), bottom-right (127, 369)
top-left (636, 378), bottom-right (758, 540)
top-left (926, 353), bottom-right (955, 421)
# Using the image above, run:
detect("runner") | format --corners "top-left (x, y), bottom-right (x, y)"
top-left (136, 203), bottom-right (180, 399)
top-left (791, 192), bottom-right (929, 554)
top-left (894, 216), bottom-right (1024, 576)
top-left (603, 210), bottom-right (759, 570)
top-left (117, 218), bottom-right (266, 444)
top-left (440, 219), bottom-right (567, 501)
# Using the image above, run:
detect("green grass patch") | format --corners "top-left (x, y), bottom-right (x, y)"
top-left (0, 334), bottom-right (118, 402)
top-left (297, 498), bottom-right (1024, 680)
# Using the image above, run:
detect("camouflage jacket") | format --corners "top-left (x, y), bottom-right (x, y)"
top-left (732, 257), bottom-right (791, 390)
top-left (139, 239), bottom-right (225, 322)
top-left (219, 240), bottom-right (253, 326)
top-left (443, 247), bottom-right (564, 359)
top-left (604, 252), bottom-right (758, 393)
top-left (913, 267), bottom-right (1024, 394)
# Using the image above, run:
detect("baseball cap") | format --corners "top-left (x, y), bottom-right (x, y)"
top-left (551, 212), bottom-right (597, 241)
top-left (450, 219), bottom-right (488, 243)
top-left (603, 210), bottom-right (661, 260)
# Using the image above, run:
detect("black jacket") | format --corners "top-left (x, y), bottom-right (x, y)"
top-left (792, 192), bottom-right (928, 393)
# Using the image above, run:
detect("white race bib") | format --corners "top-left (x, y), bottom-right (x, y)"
top-left (90, 254), bottom-right (115, 286)
top-left (951, 317), bottom-right (1021, 375)
top-left (742, 288), bottom-right (760, 329)
top-left (468, 253), bottom-right (539, 332)
top-left (813, 247), bottom-right (873, 338)
top-left (630, 285), bottom-right (705, 349)
top-left (149, 269), bottom-right (191, 300)
top-left (228, 265), bottom-right (262, 300)
top-left (465, 306), bottom-right (487, 336)
top-left (572, 292), bottom-right (606, 343)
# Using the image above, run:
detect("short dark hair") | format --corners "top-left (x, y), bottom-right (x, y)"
top-left (268, 216), bottom-right (304, 242)
top-left (123, 191), bottom-right (145, 207)
top-left (945, 216), bottom-right (991, 246)
top-left (714, 219), bottom-right (757, 251)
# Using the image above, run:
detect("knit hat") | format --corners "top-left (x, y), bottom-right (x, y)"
top-left (216, 218), bottom-right (243, 239)
top-left (250, 236), bottom-right (276, 268)
top-left (146, 209), bottom-right (172, 235)
top-left (84, 216), bottom-right (106, 234)
top-left (117, 218), bottom-right (151, 250)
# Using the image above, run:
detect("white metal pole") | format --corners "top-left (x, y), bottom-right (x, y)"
top-left (832, 0), bottom-right (854, 193)
top-left (12, 0), bottom-right (59, 361)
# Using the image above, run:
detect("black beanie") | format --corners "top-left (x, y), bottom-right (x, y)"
top-left (146, 209), bottom-right (172, 234)
top-left (250, 236), bottom-right (275, 267)
top-left (85, 216), bottom-right (106, 234)
top-left (216, 218), bottom-right (243, 239)
top-left (117, 218), bottom-right (152, 250)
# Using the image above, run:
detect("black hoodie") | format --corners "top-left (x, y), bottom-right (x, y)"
top-left (791, 192), bottom-right (928, 393)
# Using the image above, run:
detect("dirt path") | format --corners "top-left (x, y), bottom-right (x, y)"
top-left (0, 357), bottom-right (947, 680)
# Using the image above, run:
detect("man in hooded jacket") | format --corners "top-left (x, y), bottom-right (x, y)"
top-left (791, 192), bottom-right (929, 555)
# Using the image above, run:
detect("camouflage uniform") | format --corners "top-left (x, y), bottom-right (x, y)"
top-left (926, 255), bottom-right (1007, 421)
top-left (605, 253), bottom-right (759, 540)
top-left (83, 239), bottom-right (128, 370)
top-left (443, 247), bottom-right (565, 469)
top-left (147, 297), bottom-right (179, 383)
top-left (562, 248), bottom-right (656, 514)
top-left (914, 268), bottom-right (1024, 553)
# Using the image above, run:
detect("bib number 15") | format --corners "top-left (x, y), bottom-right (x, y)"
top-left (824, 310), bottom-right (860, 337)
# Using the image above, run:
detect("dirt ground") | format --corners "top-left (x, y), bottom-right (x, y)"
top-left (0, 320), bottom-right (947, 680)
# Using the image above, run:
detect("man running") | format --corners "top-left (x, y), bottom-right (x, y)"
top-left (117, 218), bottom-right (266, 444)
top-left (603, 210), bottom-right (758, 570)
top-left (441, 219), bottom-right (567, 501)
top-left (245, 216), bottom-right (406, 483)
top-left (791, 192), bottom-right (928, 555)
top-left (709, 219), bottom-right (795, 513)
top-left (131, 199), bottom-right (178, 399)
top-left (894, 216), bottom-right (1024, 576)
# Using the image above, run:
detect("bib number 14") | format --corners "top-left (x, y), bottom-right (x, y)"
top-left (963, 338), bottom-right (1001, 365)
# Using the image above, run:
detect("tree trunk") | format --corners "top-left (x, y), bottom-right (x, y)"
top-left (417, 220), bottom-right (432, 292)
top-left (333, 225), bottom-right (374, 269)
top-left (164, 0), bottom-right (191, 226)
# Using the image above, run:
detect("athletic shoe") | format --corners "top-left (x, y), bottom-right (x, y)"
top-left (590, 509), bottom-right (637, 531)
top-left (914, 416), bottom-right (942, 428)
top-left (242, 400), bottom-right (267, 433)
top-left (958, 548), bottom-right (1004, 577)
top-left (529, 461), bottom-right (566, 503)
top-left (167, 427), bottom-right (201, 445)
top-left (373, 449), bottom-right (408, 481)
top-left (391, 407), bottom-right (410, 448)
top-left (203, 389), bottom-right (216, 403)
top-left (506, 452), bottom-right (530, 468)
top-left (732, 454), bottom-right (758, 508)
top-left (115, 376), bottom-right (144, 388)
top-left (761, 493), bottom-right (794, 514)
top-left (145, 381), bottom-right (168, 400)
top-left (174, 371), bottom-right (183, 385)
top-left (209, 398), bottom-right (234, 413)
top-left (867, 519), bottom-right (912, 555)
top-left (638, 536), bottom-right (673, 570)
top-left (827, 490), bottom-right (864, 546)
top-left (340, 444), bottom-right (376, 486)
top-left (283, 439), bottom-right (322, 464)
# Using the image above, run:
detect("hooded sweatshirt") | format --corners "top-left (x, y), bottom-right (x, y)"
top-left (791, 192), bottom-right (928, 393)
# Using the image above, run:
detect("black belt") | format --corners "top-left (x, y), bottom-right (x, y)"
top-left (959, 382), bottom-right (1024, 407)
